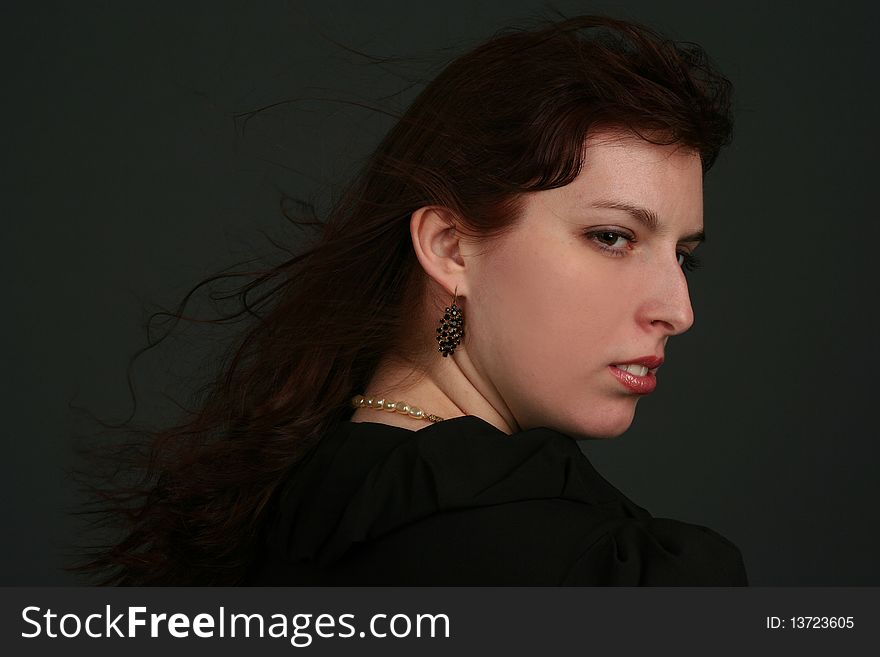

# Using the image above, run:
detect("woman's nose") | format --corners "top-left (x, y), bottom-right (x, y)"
top-left (641, 261), bottom-right (695, 337)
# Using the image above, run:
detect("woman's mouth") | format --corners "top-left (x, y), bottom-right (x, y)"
top-left (608, 363), bottom-right (657, 394)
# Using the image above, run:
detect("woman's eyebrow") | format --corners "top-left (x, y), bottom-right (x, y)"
top-left (589, 199), bottom-right (706, 244)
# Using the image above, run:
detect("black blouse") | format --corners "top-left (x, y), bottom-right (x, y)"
top-left (247, 415), bottom-right (748, 585)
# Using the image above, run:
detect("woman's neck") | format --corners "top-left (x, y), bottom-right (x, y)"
top-left (349, 356), bottom-right (517, 435)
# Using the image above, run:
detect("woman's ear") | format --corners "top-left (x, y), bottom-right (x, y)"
top-left (409, 206), bottom-right (467, 297)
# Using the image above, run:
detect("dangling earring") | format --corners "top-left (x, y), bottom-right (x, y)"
top-left (436, 287), bottom-right (464, 357)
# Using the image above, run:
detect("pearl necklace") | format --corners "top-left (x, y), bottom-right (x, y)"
top-left (351, 394), bottom-right (445, 423)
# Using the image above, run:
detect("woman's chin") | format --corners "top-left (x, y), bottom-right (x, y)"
top-left (559, 407), bottom-right (636, 440)
top-left (572, 425), bottom-right (630, 440)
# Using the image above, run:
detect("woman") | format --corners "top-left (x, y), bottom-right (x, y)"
top-left (76, 14), bottom-right (747, 585)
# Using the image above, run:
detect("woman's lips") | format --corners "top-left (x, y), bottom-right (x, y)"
top-left (608, 364), bottom-right (657, 394)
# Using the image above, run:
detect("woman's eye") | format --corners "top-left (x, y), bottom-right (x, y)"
top-left (588, 230), bottom-right (631, 252)
top-left (587, 229), bottom-right (703, 274)
top-left (596, 231), bottom-right (628, 247)
top-left (677, 251), bottom-right (703, 272)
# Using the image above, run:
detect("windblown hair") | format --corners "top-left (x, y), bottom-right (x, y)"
top-left (71, 14), bottom-right (734, 584)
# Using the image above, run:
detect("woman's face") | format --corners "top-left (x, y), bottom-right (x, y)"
top-left (464, 133), bottom-right (704, 439)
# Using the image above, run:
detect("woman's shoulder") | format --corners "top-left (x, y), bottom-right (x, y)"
top-left (556, 513), bottom-right (749, 586)
top-left (259, 496), bottom-right (748, 586)
top-left (258, 415), bottom-right (747, 585)
top-left (266, 415), bottom-right (631, 559)
top-left (347, 497), bottom-right (747, 585)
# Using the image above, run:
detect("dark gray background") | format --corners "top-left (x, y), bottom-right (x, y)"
top-left (3, 0), bottom-right (877, 585)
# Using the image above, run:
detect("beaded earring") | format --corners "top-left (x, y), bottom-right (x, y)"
top-left (436, 287), bottom-right (464, 357)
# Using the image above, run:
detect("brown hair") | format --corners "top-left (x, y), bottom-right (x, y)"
top-left (71, 14), bottom-right (733, 584)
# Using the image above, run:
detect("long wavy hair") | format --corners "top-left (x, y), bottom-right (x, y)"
top-left (70, 14), bottom-right (734, 584)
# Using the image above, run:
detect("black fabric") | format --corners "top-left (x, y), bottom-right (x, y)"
top-left (247, 415), bottom-right (748, 585)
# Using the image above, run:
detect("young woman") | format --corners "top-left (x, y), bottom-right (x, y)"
top-left (77, 14), bottom-right (747, 585)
